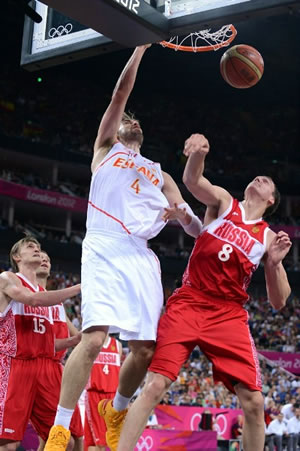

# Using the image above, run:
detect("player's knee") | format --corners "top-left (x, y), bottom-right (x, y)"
top-left (82, 332), bottom-right (105, 359)
top-left (242, 392), bottom-right (264, 419)
top-left (143, 374), bottom-right (171, 404)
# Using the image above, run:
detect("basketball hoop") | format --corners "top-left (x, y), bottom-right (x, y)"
top-left (160, 24), bottom-right (237, 52)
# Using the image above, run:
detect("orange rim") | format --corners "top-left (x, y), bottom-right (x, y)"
top-left (160, 24), bottom-right (237, 52)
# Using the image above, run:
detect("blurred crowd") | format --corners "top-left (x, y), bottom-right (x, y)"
top-left (0, 71), bottom-right (299, 187)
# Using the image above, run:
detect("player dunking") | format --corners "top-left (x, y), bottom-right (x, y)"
top-left (45, 44), bottom-right (202, 451)
top-left (84, 335), bottom-right (122, 451)
top-left (0, 237), bottom-right (81, 448)
top-left (36, 251), bottom-right (84, 451)
top-left (116, 134), bottom-right (292, 451)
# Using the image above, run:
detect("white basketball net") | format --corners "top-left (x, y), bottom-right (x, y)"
top-left (161, 0), bottom-right (237, 52)
top-left (161, 24), bottom-right (236, 52)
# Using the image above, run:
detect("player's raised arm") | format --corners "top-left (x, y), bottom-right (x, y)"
top-left (263, 230), bottom-right (292, 310)
top-left (182, 134), bottom-right (231, 212)
top-left (0, 272), bottom-right (81, 307)
top-left (92, 45), bottom-right (150, 165)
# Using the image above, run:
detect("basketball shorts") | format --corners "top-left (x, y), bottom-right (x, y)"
top-left (149, 287), bottom-right (262, 393)
top-left (84, 391), bottom-right (115, 447)
top-left (0, 356), bottom-right (83, 442)
top-left (81, 230), bottom-right (164, 341)
top-left (32, 360), bottom-right (83, 440)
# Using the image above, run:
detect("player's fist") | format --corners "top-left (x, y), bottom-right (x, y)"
top-left (267, 231), bottom-right (292, 266)
top-left (183, 134), bottom-right (209, 157)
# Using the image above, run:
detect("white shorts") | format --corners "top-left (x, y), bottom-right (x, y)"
top-left (81, 229), bottom-right (164, 341)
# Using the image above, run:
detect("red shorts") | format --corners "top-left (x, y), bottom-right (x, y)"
top-left (0, 356), bottom-right (83, 442)
top-left (84, 391), bottom-right (115, 447)
top-left (33, 360), bottom-right (83, 440)
top-left (149, 288), bottom-right (262, 394)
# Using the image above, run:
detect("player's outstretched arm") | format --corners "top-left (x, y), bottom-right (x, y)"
top-left (162, 171), bottom-right (202, 238)
top-left (0, 272), bottom-right (81, 307)
top-left (182, 134), bottom-right (231, 211)
top-left (92, 45), bottom-right (150, 163)
top-left (264, 230), bottom-right (292, 310)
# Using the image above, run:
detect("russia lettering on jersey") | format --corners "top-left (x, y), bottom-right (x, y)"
top-left (50, 304), bottom-right (69, 362)
top-left (86, 142), bottom-right (169, 240)
top-left (86, 337), bottom-right (121, 393)
top-left (182, 198), bottom-right (269, 305)
top-left (0, 273), bottom-right (55, 359)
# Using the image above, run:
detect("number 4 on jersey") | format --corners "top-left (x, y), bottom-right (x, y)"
top-left (103, 364), bottom-right (110, 375)
top-left (131, 178), bottom-right (140, 194)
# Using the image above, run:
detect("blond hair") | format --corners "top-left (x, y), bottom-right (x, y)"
top-left (10, 236), bottom-right (41, 272)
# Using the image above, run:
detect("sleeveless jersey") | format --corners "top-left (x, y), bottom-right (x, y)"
top-left (182, 198), bottom-right (270, 305)
top-left (87, 142), bottom-right (169, 239)
top-left (0, 273), bottom-right (55, 359)
top-left (86, 337), bottom-right (121, 393)
top-left (50, 304), bottom-right (69, 362)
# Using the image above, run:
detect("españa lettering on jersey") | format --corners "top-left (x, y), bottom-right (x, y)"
top-left (113, 157), bottom-right (159, 186)
top-left (212, 221), bottom-right (256, 255)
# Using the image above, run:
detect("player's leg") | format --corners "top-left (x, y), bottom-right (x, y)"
top-left (117, 298), bottom-right (195, 451)
top-left (59, 328), bottom-right (108, 410)
top-left (45, 328), bottom-right (107, 450)
top-left (72, 436), bottom-right (83, 451)
top-left (234, 384), bottom-right (265, 451)
top-left (199, 301), bottom-right (265, 451)
top-left (117, 371), bottom-right (172, 451)
top-left (116, 340), bottom-right (155, 400)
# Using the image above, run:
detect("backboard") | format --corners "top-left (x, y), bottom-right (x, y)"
top-left (21, 0), bottom-right (300, 70)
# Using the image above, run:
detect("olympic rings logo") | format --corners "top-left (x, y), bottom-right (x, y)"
top-left (190, 412), bottom-right (228, 436)
top-left (136, 436), bottom-right (154, 450)
top-left (48, 23), bottom-right (73, 38)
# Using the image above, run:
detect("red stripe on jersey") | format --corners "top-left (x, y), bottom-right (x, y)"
top-left (94, 151), bottom-right (129, 173)
top-left (88, 201), bottom-right (131, 234)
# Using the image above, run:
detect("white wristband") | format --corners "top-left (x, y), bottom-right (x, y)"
top-left (177, 202), bottom-right (203, 238)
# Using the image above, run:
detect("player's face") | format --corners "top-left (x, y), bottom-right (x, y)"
top-left (37, 252), bottom-right (51, 277)
top-left (18, 241), bottom-right (41, 267)
top-left (118, 119), bottom-right (144, 146)
top-left (245, 176), bottom-right (275, 205)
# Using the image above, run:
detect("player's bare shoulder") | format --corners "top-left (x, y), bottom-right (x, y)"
top-left (0, 271), bottom-right (21, 312)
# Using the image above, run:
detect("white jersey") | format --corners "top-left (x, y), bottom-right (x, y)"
top-left (86, 142), bottom-right (169, 240)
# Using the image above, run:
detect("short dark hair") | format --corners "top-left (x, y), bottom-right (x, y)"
top-left (10, 236), bottom-right (41, 272)
top-left (263, 179), bottom-right (281, 218)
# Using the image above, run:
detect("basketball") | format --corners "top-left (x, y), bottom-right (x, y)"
top-left (220, 44), bottom-right (264, 89)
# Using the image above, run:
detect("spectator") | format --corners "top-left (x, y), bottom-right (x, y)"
top-left (266, 413), bottom-right (288, 451)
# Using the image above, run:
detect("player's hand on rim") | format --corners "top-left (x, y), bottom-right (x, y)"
top-left (183, 133), bottom-right (209, 157)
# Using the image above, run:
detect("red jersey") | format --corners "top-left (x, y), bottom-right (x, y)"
top-left (86, 337), bottom-right (121, 393)
top-left (50, 304), bottom-right (69, 362)
top-left (182, 198), bottom-right (269, 305)
top-left (0, 273), bottom-right (55, 359)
